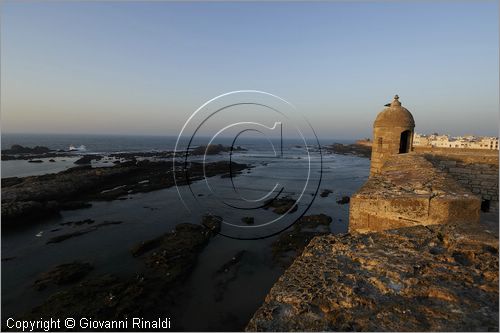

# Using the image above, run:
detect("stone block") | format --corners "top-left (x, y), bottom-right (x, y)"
top-left (477, 174), bottom-right (497, 180)
top-left (439, 160), bottom-right (457, 167)
top-left (449, 167), bottom-right (472, 174)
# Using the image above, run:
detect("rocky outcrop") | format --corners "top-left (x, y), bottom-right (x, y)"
top-left (33, 262), bottom-right (93, 290)
top-left (22, 221), bottom-right (220, 328)
top-left (264, 197), bottom-right (297, 215)
top-left (74, 155), bottom-right (103, 165)
top-left (46, 221), bottom-right (123, 244)
top-left (319, 189), bottom-right (333, 198)
top-left (2, 145), bottom-right (51, 155)
top-left (191, 144), bottom-right (246, 156)
top-left (213, 250), bottom-right (247, 302)
top-left (2, 161), bottom-right (249, 227)
top-left (1, 145), bottom-right (71, 161)
top-left (324, 143), bottom-right (371, 158)
top-left (247, 222), bottom-right (499, 331)
top-left (135, 222), bottom-right (220, 280)
top-left (336, 196), bottom-right (350, 204)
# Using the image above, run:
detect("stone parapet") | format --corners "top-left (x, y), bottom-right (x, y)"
top-left (421, 151), bottom-right (499, 212)
top-left (246, 223), bottom-right (499, 331)
top-left (350, 153), bottom-right (480, 233)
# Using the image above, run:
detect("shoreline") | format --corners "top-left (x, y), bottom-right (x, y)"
top-left (2, 159), bottom-right (250, 228)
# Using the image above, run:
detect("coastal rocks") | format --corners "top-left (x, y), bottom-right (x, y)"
top-left (202, 215), bottom-right (222, 233)
top-left (247, 222), bottom-right (499, 331)
top-left (46, 221), bottom-right (123, 244)
top-left (272, 214), bottom-right (332, 266)
top-left (320, 189), bottom-right (333, 198)
top-left (145, 224), bottom-right (214, 280)
top-left (23, 220), bottom-right (222, 326)
top-left (21, 274), bottom-right (163, 324)
top-left (130, 236), bottom-right (165, 257)
top-left (2, 145), bottom-right (51, 155)
top-left (324, 143), bottom-right (371, 158)
top-left (110, 151), bottom-right (174, 159)
top-left (191, 144), bottom-right (245, 156)
top-left (132, 222), bottom-right (221, 281)
top-left (74, 154), bottom-right (102, 165)
top-left (1, 177), bottom-right (22, 188)
top-left (336, 195), bottom-right (350, 204)
top-left (1, 165), bottom-right (137, 226)
top-left (33, 261), bottom-right (93, 290)
top-left (59, 218), bottom-right (95, 226)
top-left (1, 144), bottom-right (71, 161)
top-left (264, 197), bottom-right (297, 215)
top-left (213, 251), bottom-right (247, 302)
top-left (1, 160), bottom-right (249, 227)
top-left (2, 201), bottom-right (59, 223)
top-left (27, 159), bottom-right (43, 163)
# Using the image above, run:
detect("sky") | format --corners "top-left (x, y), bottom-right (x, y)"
top-left (1, 1), bottom-right (498, 139)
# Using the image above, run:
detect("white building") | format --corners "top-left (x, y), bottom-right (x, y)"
top-left (413, 133), bottom-right (499, 150)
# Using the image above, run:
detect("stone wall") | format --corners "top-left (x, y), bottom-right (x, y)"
top-left (349, 153), bottom-right (481, 233)
top-left (421, 151), bottom-right (499, 212)
top-left (246, 223), bottom-right (499, 331)
top-left (414, 146), bottom-right (498, 155)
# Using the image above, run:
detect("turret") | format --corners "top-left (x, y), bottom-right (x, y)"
top-left (370, 95), bottom-right (415, 176)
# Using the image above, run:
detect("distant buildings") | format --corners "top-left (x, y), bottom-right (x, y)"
top-left (413, 133), bottom-right (499, 150)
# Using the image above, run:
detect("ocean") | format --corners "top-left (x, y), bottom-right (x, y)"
top-left (1, 133), bottom-right (353, 153)
top-left (1, 133), bottom-right (369, 330)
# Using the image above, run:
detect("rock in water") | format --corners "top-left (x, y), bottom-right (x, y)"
top-left (33, 262), bottom-right (93, 290)
top-left (336, 196), bottom-right (350, 204)
top-left (3, 145), bottom-right (51, 154)
top-left (202, 214), bottom-right (222, 233)
top-left (264, 197), bottom-right (297, 214)
top-left (320, 189), bottom-right (333, 198)
top-left (24, 221), bottom-right (221, 325)
top-left (74, 155), bottom-right (102, 165)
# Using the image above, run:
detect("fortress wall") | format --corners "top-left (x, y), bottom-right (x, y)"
top-left (246, 222), bottom-right (499, 331)
top-left (421, 152), bottom-right (499, 212)
top-left (414, 146), bottom-right (499, 155)
top-left (349, 153), bottom-right (481, 233)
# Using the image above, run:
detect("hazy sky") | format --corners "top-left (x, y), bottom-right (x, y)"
top-left (1, 1), bottom-right (498, 139)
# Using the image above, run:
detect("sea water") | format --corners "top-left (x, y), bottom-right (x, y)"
top-left (1, 133), bottom-right (369, 330)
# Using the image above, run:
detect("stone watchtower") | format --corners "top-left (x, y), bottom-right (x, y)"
top-left (370, 95), bottom-right (415, 176)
